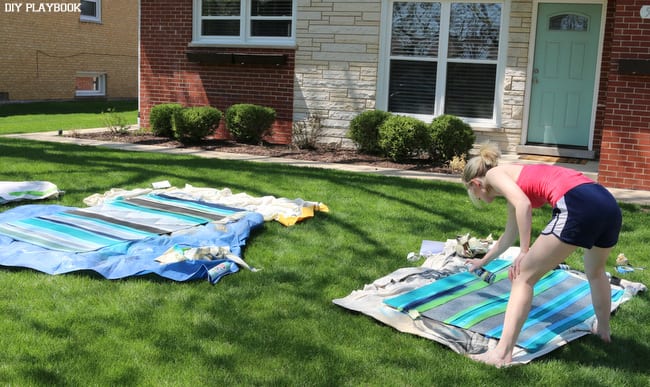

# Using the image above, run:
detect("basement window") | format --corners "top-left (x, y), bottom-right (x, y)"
top-left (75, 72), bottom-right (106, 97)
top-left (80, 0), bottom-right (101, 23)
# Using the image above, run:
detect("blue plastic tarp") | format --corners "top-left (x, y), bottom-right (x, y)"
top-left (0, 204), bottom-right (264, 284)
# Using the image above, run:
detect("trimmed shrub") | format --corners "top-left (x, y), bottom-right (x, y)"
top-left (171, 106), bottom-right (222, 144)
top-left (378, 115), bottom-right (431, 162)
top-left (149, 103), bottom-right (183, 138)
top-left (428, 114), bottom-right (475, 162)
top-left (348, 110), bottom-right (392, 154)
top-left (225, 104), bottom-right (276, 144)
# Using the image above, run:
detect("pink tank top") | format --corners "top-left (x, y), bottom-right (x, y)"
top-left (516, 164), bottom-right (594, 208)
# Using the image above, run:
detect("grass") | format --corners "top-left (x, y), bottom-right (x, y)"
top-left (0, 138), bottom-right (648, 386)
top-left (0, 102), bottom-right (648, 385)
top-left (0, 100), bottom-right (138, 134)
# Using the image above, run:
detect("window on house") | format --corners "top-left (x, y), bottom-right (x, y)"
top-left (549, 14), bottom-right (588, 31)
top-left (80, 0), bottom-right (101, 23)
top-left (385, 1), bottom-right (504, 124)
top-left (75, 72), bottom-right (106, 97)
top-left (193, 0), bottom-right (295, 45)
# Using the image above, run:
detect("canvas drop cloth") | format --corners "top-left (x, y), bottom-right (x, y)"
top-left (333, 244), bottom-right (646, 364)
top-left (0, 185), bottom-right (327, 284)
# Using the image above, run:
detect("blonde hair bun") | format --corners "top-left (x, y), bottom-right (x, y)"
top-left (461, 142), bottom-right (501, 184)
top-left (478, 142), bottom-right (500, 169)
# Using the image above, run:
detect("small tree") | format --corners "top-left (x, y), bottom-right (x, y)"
top-left (101, 108), bottom-right (131, 135)
top-left (225, 104), bottom-right (276, 145)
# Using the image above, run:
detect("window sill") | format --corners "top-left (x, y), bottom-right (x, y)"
top-left (471, 125), bottom-right (504, 133)
top-left (188, 42), bottom-right (297, 50)
top-left (80, 18), bottom-right (102, 24)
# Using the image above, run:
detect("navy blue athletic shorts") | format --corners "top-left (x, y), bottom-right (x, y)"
top-left (541, 183), bottom-right (622, 249)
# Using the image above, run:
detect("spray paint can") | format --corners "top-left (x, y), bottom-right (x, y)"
top-left (473, 267), bottom-right (496, 284)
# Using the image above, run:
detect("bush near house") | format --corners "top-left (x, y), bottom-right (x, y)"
top-left (292, 113), bottom-right (324, 150)
top-left (171, 106), bottom-right (222, 144)
top-left (378, 115), bottom-right (431, 162)
top-left (348, 109), bottom-right (392, 155)
top-left (149, 103), bottom-right (183, 138)
top-left (428, 114), bottom-right (475, 163)
top-left (225, 103), bottom-right (276, 145)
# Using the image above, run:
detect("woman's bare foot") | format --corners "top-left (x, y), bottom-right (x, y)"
top-left (468, 349), bottom-right (512, 368)
top-left (592, 321), bottom-right (611, 343)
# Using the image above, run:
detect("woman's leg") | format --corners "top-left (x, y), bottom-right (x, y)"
top-left (583, 246), bottom-right (613, 342)
top-left (470, 234), bottom-right (576, 366)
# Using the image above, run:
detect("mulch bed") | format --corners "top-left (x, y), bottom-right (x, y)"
top-left (69, 131), bottom-right (457, 174)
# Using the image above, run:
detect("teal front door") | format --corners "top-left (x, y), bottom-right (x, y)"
top-left (527, 3), bottom-right (602, 147)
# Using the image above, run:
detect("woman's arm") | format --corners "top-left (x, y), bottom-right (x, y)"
top-left (486, 167), bottom-right (532, 254)
top-left (467, 167), bottom-right (532, 271)
top-left (469, 202), bottom-right (518, 269)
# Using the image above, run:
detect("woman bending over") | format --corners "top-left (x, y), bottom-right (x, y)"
top-left (462, 143), bottom-right (621, 367)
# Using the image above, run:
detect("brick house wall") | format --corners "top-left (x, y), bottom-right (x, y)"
top-left (138, 1), bottom-right (610, 152)
top-left (598, 0), bottom-right (650, 189)
top-left (0, 1), bottom-right (137, 101)
top-left (139, 0), bottom-right (295, 144)
top-left (139, 1), bottom-right (650, 190)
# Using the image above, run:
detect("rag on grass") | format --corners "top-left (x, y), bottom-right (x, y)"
top-left (0, 181), bottom-right (61, 204)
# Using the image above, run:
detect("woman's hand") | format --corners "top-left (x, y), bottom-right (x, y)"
top-left (466, 258), bottom-right (485, 272)
top-left (509, 250), bottom-right (527, 281)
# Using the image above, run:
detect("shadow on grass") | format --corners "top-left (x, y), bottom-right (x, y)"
top-left (3, 138), bottom-right (647, 384)
top-left (0, 100), bottom-right (137, 117)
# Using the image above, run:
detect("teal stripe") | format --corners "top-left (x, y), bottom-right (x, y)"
top-left (485, 280), bottom-right (591, 338)
top-left (611, 288), bottom-right (624, 303)
top-left (523, 282), bottom-right (591, 330)
top-left (384, 271), bottom-right (477, 310)
top-left (109, 200), bottom-right (208, 224)
top-left (518, 305), bottom-right (595, 351)
top-left (0, 221), bottom-right (104, 252)
top-left (21, 217), bottom-right (122, 246)
top-left (445, 270), bottom-right (568, 328)
top-left (49, 212), bottom-right (155, 239)
top-left (482, 259), bottom-right (515, 273)
top-left (384, 259), bottom-right (513, 311)
top-left (413, 270), bottom-right (510, 313)
top-left (147, 194), bottom-right (239, 216)
top-left (127, 196), bottom-right (228, 221)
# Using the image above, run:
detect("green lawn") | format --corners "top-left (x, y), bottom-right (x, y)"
top-left (0, 100), bottom-right (138, 134)
top-left (0, 103), bottom-right (648, 385)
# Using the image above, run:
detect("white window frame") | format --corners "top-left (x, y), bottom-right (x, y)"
top-left (191, 0), bottom-right (296, 47)
top-left (80, 0), bottom-right (101, 23)
top-left (75, 72), bottom-right (106, 97)
top-left (377, 0), bottom-right (509, 128)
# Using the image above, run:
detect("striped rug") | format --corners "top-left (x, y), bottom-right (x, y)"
top-left (0, 193), bottom-right (246, 253)
top-left (384, 261), bottom-right (625, 352)
top-left (383, 259), bottom-right (512, 312)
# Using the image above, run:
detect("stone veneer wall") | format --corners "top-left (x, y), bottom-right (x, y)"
top-left (294, 0), bottom-right (381, 147)
top-left (293, 0), bottom-right (533, 153)
top-left (487, 0), bottom-right (532, 154)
